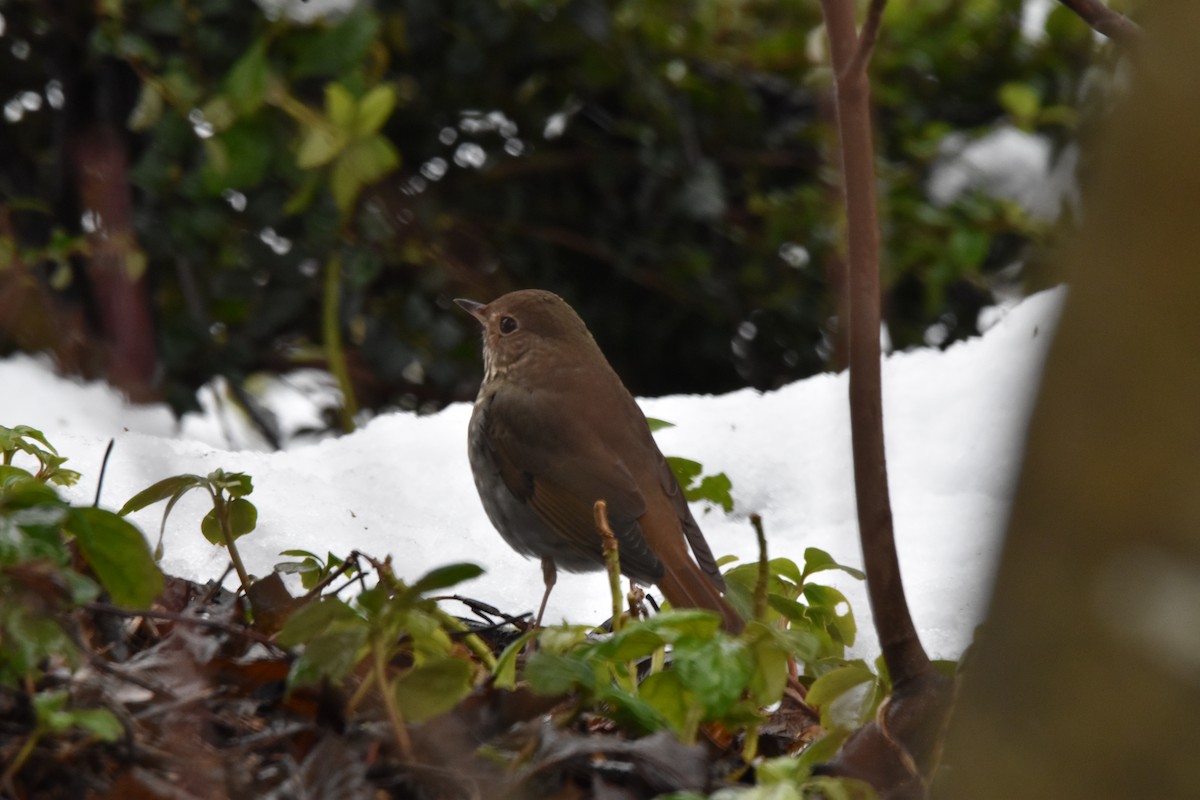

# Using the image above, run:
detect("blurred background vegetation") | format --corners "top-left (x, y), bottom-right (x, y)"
top-left (0, 0), bottom-right (1113, 436)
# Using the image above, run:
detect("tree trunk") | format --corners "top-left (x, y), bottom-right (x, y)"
top-left (71, 125), bottom-right (158, 401)
top-left (939, 5), bottom-right (1200, 798)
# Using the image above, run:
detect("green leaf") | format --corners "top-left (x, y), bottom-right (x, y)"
top-left (127, 80), bottom-right (164, 131)
top-left (67, 506), bottom-right (164, 606)
top-left (637, 609), bottom-right (722, 641)
top-left (793, 729), bottom-right (855, 778)
top-left (804, 584), bottom-right (857, 647)
top-left (672, 636), bottom-right (753, 715)
top-left (666, 457), bottom-right (702, 489)
top-left (769, 557), bottom-right (804, 585)
top-left (118, 475), bottom-right (204, 516)
top-left (688, 472), bottom-right (734, 512)
top-left (1, 609), bottom-right (77, 682)
top-left (325, 83), bottom-right (357, 130)
top-left (598, 685), bottom-right (669, 734)
top-left (492, 629), bottom-right (539, 690)
top-left (392, 658), bottom-right (474, 723)
top-left (201, 509), bottom-right (222, 545)
top-left (806, 663), bottom-right (875, 728)
top-left (801, 547), bottom-right (865, 581)
top-left (769, 625), bottom-right (821, 662)
top-left (279, 549), bottom-right (322, 560)
top-left (999, 81), bottom-right (1040, 127)
top-left (287, 9), bottom-right (380, 78)
top-left (226, 38), bottom-right (269, 115)
top-left (524, 651), bottom-right (600, 695)
top-left (0, 425), bottom-right (57, 455)
top-left (591, 625), bottom-right (666, 661)
top-left (32, 689), bottom-right (69, 716)
top-left (203, 119), bottom-right (274, 192)
top-left (296, 124), bottom-right (346, 169)
top-left (743, 622), bottom-right (792, 705)
top-left (277, 597), bottom-right (362, 647)
top-left (409, 562), bottom-right (485, 595)
top-left (404, 608), bottom-right (456, 660)
top-left (536, 624), bottom-right (592, 654)
top-left (330, 155), bottom-right (363, 212)
top-left (0, 467), bottom-right (59, 504)
top-left (801, 775), bottom-right (879, 800)
top-left (755, 754), bottom-right (807, 787)
top-left (274, 559), bottom-right (320, 576)
top-left (639, 669), bottom-right (690, 732)
top-left (354, 84), bottom-right (396, 138)
top-left (645, 418), bottom-right (675, 432)
top-left (226, 498), bottom-right (258, 539)
top-left (199, 95), bottom-right (236, 135)
top-left (209, 471), bottom-right (253, 498)
top-left (355, 585), bottom-right (388, 616)
top-left (66, 508), bottom-right (163, 608)
top-left (948, 226), bottom-right (990, 270)
top-left (57, 707), bottom-right (123, 741)
top-left (202, 137), bottom-right (229, 181)
top-left (757, 737), bottom-right (871, 794)
top-left (288, 621), bottom-right (369, 686)
top-left (62, 570), bottom-right (101, 605)
top-left (331, 135), bottom-right (400, 212)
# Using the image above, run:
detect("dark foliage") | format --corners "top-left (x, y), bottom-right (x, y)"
top-left (0, 1), bottom-right (1103, 418)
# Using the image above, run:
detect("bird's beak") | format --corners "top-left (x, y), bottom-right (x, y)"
top-left (454, 298), bottom-right (488, 325)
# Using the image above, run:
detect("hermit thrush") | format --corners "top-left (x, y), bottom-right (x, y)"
top-left (457, 289), bottom-right (743, 632)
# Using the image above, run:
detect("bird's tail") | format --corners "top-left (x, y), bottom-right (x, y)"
top-left (657, 558), bottom-right (744, 634)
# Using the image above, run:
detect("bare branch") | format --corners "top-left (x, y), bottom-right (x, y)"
top-left (848, 0), bottom-right (889, 78)
top-left (819, 0), bottom-right (931, 685)
top-left (1057, 0), bottom-right (1140, 43)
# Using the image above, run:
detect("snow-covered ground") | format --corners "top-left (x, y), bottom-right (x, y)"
top-left (0, 287), bottom-right (1066, 661)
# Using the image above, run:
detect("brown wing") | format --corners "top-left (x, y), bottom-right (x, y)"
top-left (484, 384), bottom-right (665, 583)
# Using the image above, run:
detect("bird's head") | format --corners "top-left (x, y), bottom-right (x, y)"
top-left (455, 289), bottom-right (599, 382)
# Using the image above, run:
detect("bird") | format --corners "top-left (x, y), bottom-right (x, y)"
top-left (456, 289), bottom-right (743, 633)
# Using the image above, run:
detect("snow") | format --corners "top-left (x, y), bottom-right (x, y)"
top-left (0, 287), bottom-right (1066, 661)
top-left (928, 125), bottom-right (1078, 223)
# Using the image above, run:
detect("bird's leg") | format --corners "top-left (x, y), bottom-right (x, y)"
top-left (534, 557), bottom-right (557, 629)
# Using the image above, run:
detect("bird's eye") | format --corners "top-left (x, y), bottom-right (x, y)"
top-left (499, 315), bottom-right (519, 335)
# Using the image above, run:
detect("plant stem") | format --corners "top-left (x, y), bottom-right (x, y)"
top-left (594, 500), bottom-right (624, 633)
top-left (0, 729), bottom-right (42, 789)
top-left (323, 254), bottom-right (358, 433)
top-left (819, 0), bottom-right (932, 687)
top-left (750, 513), bottom-right (769, 622)
top-left (681, 705), bottom-right (703, 746)
top-left (373, 638), bottom-right (414, 761)
top-left (742, 724), bottom-right (760, 763)
top-left (212, 490), bottom-right (253, 594)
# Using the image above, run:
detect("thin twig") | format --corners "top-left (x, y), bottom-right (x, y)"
top-left (750, 513), bottom-right (769, 622)
top-left (1057, 0), bottom-right (1140, 43)
top-left (299, 549), bottom-right (366, 602)
top-left (93, 439), bottom-right (115, 507)
top-left (199, 563), bottom-right (236, 605)
top-left (84, 603), bottom-right (278, 646)
top-left (437, 594), bottom-right (532, 629)
top-left (593, 500), bottom-right (624, 633)
top-left (373, 637), bottom-right (415, 760)
top-left (848, 0), bottom-right (888, 78)
top-left (323, 254), bottom-right (358, 433)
